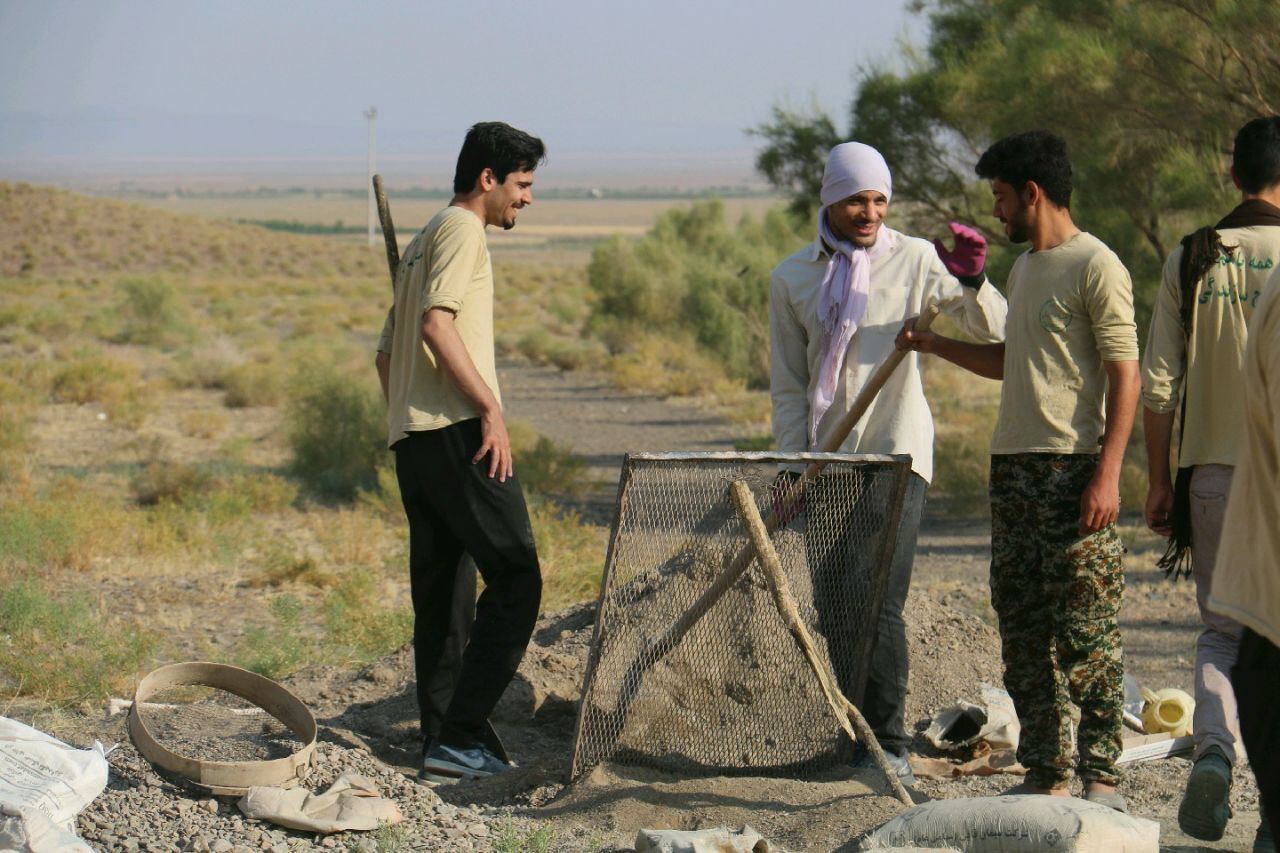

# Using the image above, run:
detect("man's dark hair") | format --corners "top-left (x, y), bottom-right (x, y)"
top-left (975, 130), bottom-right (1073, 209)
top-left (453, 122), bottom-right (547, 194)
top-left (1232, 116), bottom-right (1280, 194)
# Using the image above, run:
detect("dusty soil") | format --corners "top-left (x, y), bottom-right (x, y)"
top-left (15, 359), bottom-right (1267, 851)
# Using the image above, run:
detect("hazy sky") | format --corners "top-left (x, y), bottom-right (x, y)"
top-left (0, 0), bottom-right (924, 187)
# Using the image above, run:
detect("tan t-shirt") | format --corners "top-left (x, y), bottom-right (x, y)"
top-left (378, 207), bottom-right (499, 447)
top-left (992, 231), bottom-right (1138, 454)
top-left (1142, 225), bottom-right (1280, 467)
top-left (1210, 269), bottom-right (1280, 647)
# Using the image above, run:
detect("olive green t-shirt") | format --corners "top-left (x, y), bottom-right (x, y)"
top-left (992, 231), bottom-right (1138, 454)
top-left (378, 207), bottom-right (499, 447)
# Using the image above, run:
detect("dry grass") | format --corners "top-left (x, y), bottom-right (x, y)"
top-left (3, 180), bottom-right (1163, 704)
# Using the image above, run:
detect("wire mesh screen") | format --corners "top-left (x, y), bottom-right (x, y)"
top-left (571, 451), bottom-right (912, 778)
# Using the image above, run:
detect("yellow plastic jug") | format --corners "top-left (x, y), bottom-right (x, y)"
top-left (1140, 687), bottom-right (1195, 737)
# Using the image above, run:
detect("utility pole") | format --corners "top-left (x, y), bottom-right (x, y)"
top-left (364, 106), bottom-right (377, 247)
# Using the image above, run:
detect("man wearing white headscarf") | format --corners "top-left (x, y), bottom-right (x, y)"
top-left (769, 141), bottom-right (1007, 782)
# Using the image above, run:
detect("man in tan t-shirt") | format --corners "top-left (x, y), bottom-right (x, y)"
top-left (1142, 116), bottom-right (1280, 844)
top-left (898, 130), bottom-right (1139, 810)
top-left (374, 122), bottom-right (545, 784)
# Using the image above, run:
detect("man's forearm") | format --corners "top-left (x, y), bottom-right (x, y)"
top-left (375, 350), bottom-right (391, 404)
top-left (931, 337), bottom-right (1005, 380)
top-left (1143, 407), bottom-right (1176, 490)
top-left (421, 308), bottom-right (501, 416)
top-left (1098, 360), bottom-right (1141, 480)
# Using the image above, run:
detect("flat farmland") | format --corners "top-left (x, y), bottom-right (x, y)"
top-left (114, 192), bottom-right (784, 252)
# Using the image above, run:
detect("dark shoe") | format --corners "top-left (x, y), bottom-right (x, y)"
top-left (1178, 746), bottom-right (1233, 841)
top-left (1255, 813), bottom-right (1275, 853)
top-left (852, 745), bottom-right (915, 787)
top-left (1085, 787), bottom-right (1128, 813)
top-left (419, 741), bottom-right (512, 784)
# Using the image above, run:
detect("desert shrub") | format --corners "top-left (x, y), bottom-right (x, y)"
top-left (250, 543), bottom-right (334, 589)
top-left (608, 332), bottom-right (736, 397)
top-left (0, 573), bottom-right (155, 702)
top-left (114, 277), bottom-right (191, 347)
top-left (492, 818), bottom-right (559, 853)
top-left (0, 501), bottom-right (77, 569)
top-left (509, 421), bottom-right (590, 497)
top-left (323, 570), bottom-right (413, 662)
top-left (237, 594), bottom-right (311, 679)
top-left (734, 434), bottom-right (774, 451)
top-left (286, 366), bottom-right (386, 501)
top-left (223, 471), bottom-right (298, 513)
top-left (179, 409), bottom-right (229, 439)
top-left (528, 499), bottom-right (607, 610)
top-left (588, 200), bottom-right (806, 390)
top-left (131, 460), bottom-right (210, 506)
top-left (221, 361), bottom-right (285, 407)
top-left (357, 465), bottom-right (404, 521)
top-left (932, 433), bottom-right (993, 516)
top-left (50, 353), bottom-right (135, 403)
top-left (166, 339), bottom-right (243, 390)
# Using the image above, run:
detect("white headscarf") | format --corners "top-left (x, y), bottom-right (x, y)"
top-left (809, 142), bottom-right (894, 446)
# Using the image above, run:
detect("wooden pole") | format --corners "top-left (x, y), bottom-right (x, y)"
top-left (729, 480), bottom-right (914, 805)
top-left (372, 174), bottom-right (399, 286)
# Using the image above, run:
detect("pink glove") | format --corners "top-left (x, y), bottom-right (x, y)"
top-left (934, 221), bottom-right (987, 279)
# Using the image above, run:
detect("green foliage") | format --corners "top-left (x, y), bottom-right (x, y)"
top-left (588, 199), bottom-right (807, 389)
top-left (0, 573), bottom-right (155, 702)
top-left (286, 366), bottom-right (387, 501)
top-left (0, 501), bottom-right (77, 568)
top-left (492, 818), bottom-right (560, 853)
top-left (114, 277), bottom-right (192, 347)
top-left (238, 594), bottom-right (310, 679)
top-left (753, 0), bottom-right (1280, 329)
top-left (528, 498), bottom-right (606, 610)
top-left (734, 434), bottom-right (774, 451)
top-left (750, 104), bottom-right (842, 219)
top-left (323, 570), bottom-right (414, 661)
top-left (220, 361), bottom-right (285, 408)
top-left (510, 421), bottom-right (591, 497)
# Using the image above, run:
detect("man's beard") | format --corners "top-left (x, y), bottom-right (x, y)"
top-left (1004, 215), bottom-right (1029, 244)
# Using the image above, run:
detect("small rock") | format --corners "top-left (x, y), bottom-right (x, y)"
top-left (467, 823), bottom-right (490, 837)
top-left (210, 840), bottom-right (233, 853)
top-left (201, 799), bottom-right (219, 815)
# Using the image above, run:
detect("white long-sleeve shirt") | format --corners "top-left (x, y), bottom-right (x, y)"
top-left (769, 227), bottom-right (1008, 482)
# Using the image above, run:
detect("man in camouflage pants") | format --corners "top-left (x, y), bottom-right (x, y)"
top-left (898, 131), bottom-right (1138, 808)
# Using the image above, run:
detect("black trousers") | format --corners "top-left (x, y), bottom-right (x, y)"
top-left (811, 471), bottom-right (927, 755)
top-left (1234, 627), bottom-right (1280, 834)
top-left (393, 420), bottom-right (542, 750)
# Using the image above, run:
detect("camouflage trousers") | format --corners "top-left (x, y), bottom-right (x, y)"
top-left (990, 453), bottom-right (1125, 788)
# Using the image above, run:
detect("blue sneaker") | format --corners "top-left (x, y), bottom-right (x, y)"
top-left (851, 745), bottom-right (915, 787)
top-left (419, 741), bottom-right (512, 784)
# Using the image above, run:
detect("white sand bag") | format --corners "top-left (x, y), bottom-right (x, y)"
top-left (859, 795), bottom-right (1159, 852)
top-left (237, 772), bottom-right (402, 833)
top-left (635, 824), bottom-right (770, 853)
top-left (0, 716), bottom-right (109, 853)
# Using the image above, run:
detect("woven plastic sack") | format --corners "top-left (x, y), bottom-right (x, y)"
top-left (0, 716), bottom-right (109, 853)
top-left (860, 796), bottom-right (1158, 852)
